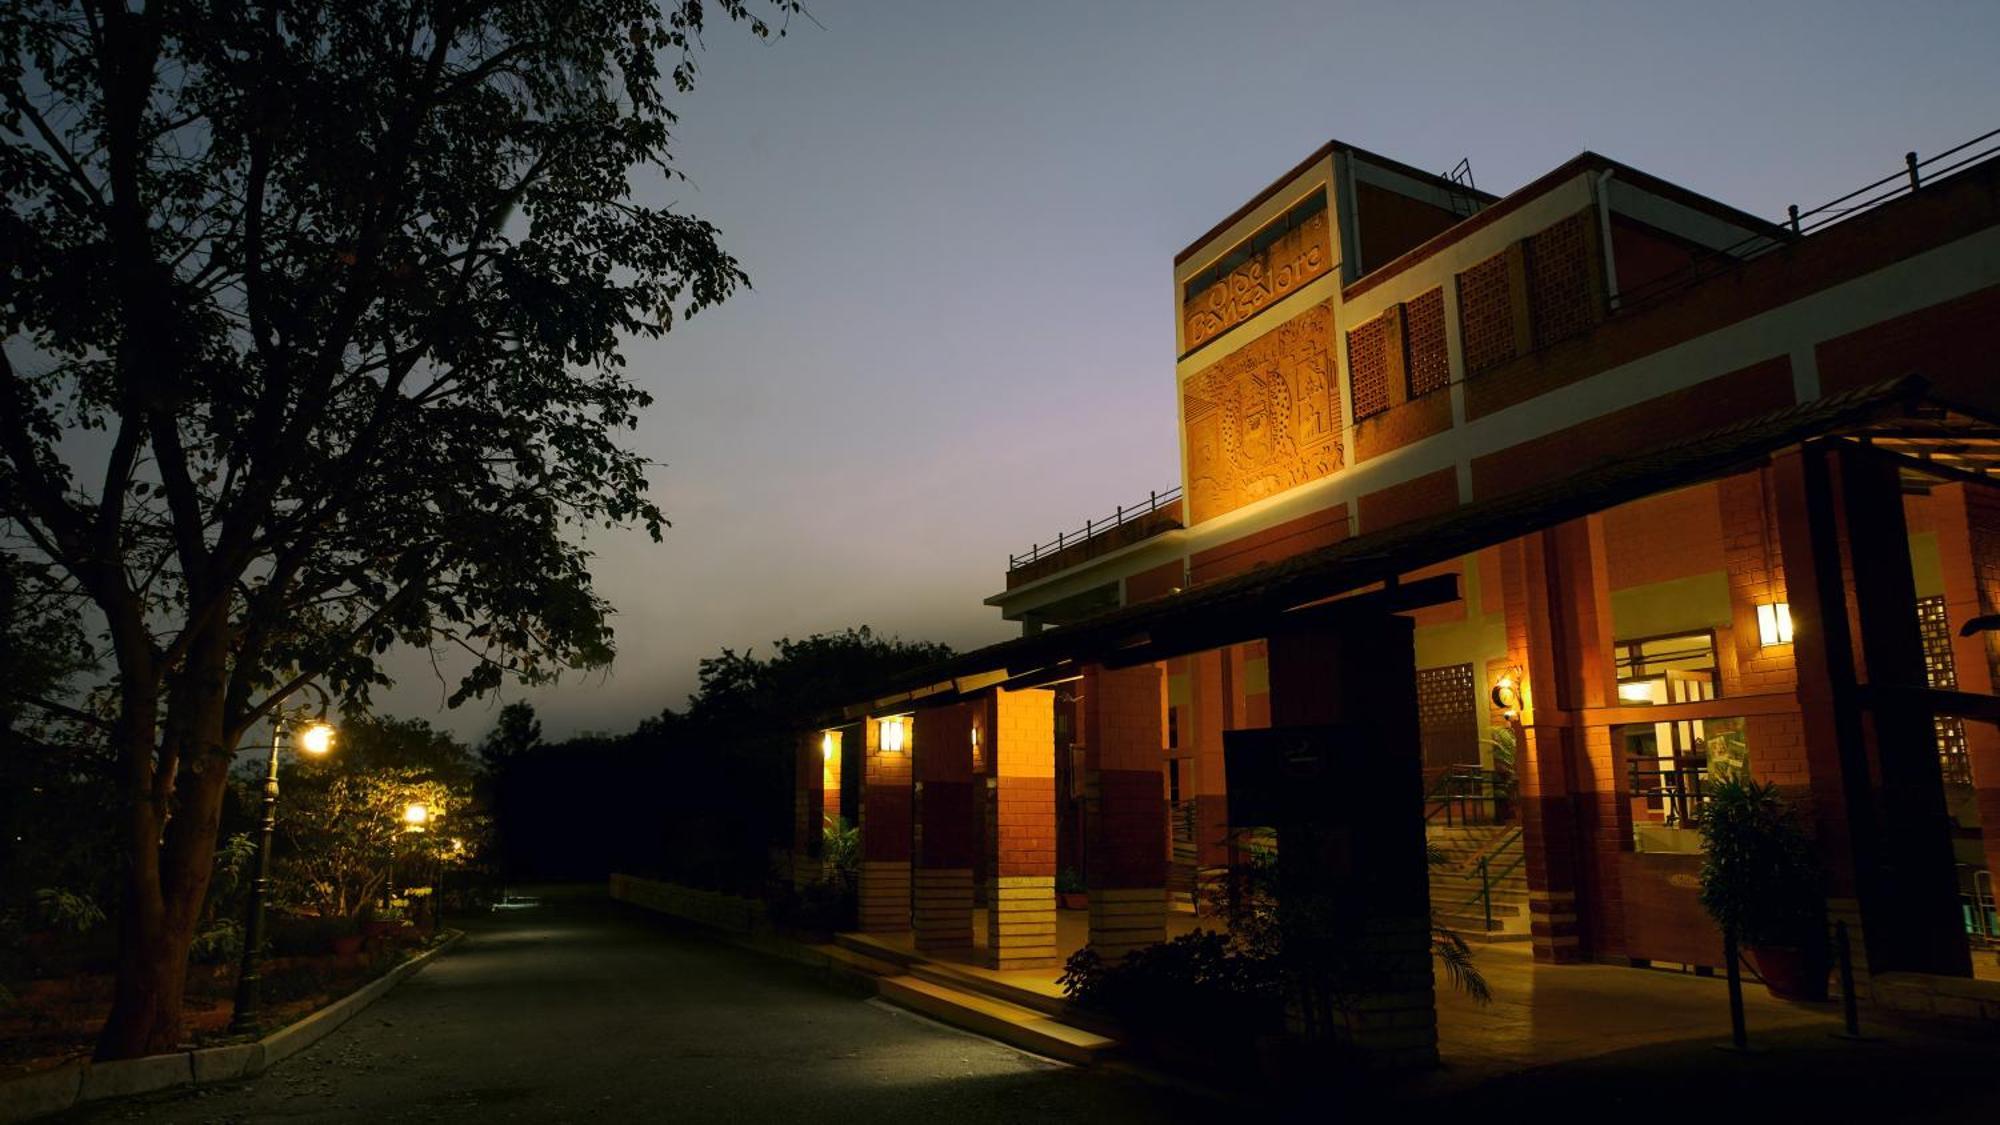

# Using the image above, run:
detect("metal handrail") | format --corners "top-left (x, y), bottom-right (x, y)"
top-left (1007, 486), bottom-right (1184, 571)
top-left (1423, 764), bottom-right (1510, 826)
top-left (1444, 827), bottom-right (1525, 929)
top-left (1628, 755), bottom-right (1710, 828)
top-left (1617, 128), bottom-right (2000, 314)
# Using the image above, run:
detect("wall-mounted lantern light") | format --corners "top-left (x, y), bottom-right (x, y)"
top-left (1489, 673), bottom-right (1523, 720)
top-left (821, 731), bottom-right (836, 761)
top-left (880, 716), bottom-right (906, 754)
top-left (1756, 602), bottom-right (1794, 646)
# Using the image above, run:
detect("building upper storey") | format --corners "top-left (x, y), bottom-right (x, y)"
top-left (990, 135), bottom-right (2000, 630)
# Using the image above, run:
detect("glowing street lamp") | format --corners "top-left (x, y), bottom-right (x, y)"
top-left (230, 696), bottom-right (336, 1033)
top-left (298, 721), bottom-right (335, 756)
top-left (403, 802), bottom-right (431, 832)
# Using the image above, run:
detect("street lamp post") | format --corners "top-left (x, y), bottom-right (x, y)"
top-left (229, 709), bottom-right (335, 1034)
top-left (402, 802), bottom-right (432, 930)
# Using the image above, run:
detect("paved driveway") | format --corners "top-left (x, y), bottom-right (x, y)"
top-left (67, 892), bottom-right (1212, 1123)
top-left (62, 891), bottom-right (1999, 1123)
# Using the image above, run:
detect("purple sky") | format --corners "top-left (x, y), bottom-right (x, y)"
top-left (381, 0), bottom-right (2000, 739)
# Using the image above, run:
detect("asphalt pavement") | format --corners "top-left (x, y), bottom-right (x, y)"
top-left (63, 889), bottom-right (1215, 1123)
top-left (58, 888), bottom-right (1999, 1123)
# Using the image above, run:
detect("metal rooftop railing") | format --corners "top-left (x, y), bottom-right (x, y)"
top-left (1618, 126), bottom-right (2000, 312)
top-left (1008, 486), bottom-right (1183, 572)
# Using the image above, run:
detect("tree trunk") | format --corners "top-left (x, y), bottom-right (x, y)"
top-left (94, 630), bottom-right (234, 1060)
top-left (95, 900), bottom-right (191, 1059)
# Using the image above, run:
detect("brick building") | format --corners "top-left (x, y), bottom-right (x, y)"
top-left (795, 137), bottom-right (2000, 1058)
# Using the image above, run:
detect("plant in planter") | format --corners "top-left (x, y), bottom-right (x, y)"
top-left (821, 816), bottom-right (861, 892)
top-left (1056, 868), bottom-right (1088, 910)
top-left (1481, 727), bottom-right (1521, 821)
top-left (1058, 928), bottom-right (1283, 1075)
top-left (1697, 778), bottom-right (1830, 1001)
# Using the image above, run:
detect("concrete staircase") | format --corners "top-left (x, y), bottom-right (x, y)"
top-left (829, 933), bottom-right (1116, 1065)
top-left (1427, 824), bottom-right (1531, 943)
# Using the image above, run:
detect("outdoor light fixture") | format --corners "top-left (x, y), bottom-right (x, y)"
top-left (1756, 602), bottom-right (1794, 646)
top-left (821, 731), bottom-right (835, 761)
top-left (880, 716), bottom-right (906, 754)
top-left (298, 722), bottom-right (335, 755)
top-left (1617, 681), bottom-right (1656, 704)
top-left (232, 689), bottom-right (335, 1034)
top-left (1489, 673), bottom-right (1523, 719)
top-left (403, 802), bottom-right (430, 830)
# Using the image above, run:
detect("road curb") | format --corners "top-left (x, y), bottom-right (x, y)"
top-left (0, 931), bottom-right (463, 1124)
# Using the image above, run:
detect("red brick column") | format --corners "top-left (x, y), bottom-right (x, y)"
top-left (1771, 447), bottom-right (1969, 978)
top-left (1838, 451), bottom-right (1969, 977)
top-left (914, 703), bottom-right (976, 956)
top-left (1190, 649), bottom-right (1232, 915)
top-left (1947, 483), bottom-right (2000, 890)
top-left (858, 715), bottom-right (913, 932)
top-left (794, 731), bottom-right (825, 887)
top-left (1717, 469), bottom-right (1809, 790)
top-left (1265, 615), bottom-right (1438, 1067)
top-left (1771, 447), bottom-right (1875, 967)
top-left (985, 688), bottom-right (1059, 968)
top-left (1504, 520), bottom-right (1608, 960)
top-left (823, 730), bottom-right (845, 834)
top-left (1082, 663), bottom-right (1167, 959)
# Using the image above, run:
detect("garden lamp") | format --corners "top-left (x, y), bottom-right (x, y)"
top-left (230, 691), bottom-right (336, 1033)
top-left (298, 721), bottom-right (335, 755)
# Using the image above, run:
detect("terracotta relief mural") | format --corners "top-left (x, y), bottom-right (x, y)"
top-left (1181, 203), bottom-right (1331, 353)
top-left (1182, 301), bottom-right (1340, 524)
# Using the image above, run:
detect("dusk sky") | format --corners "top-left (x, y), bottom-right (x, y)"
top-left (383, 0), bottom-right (2000, 740)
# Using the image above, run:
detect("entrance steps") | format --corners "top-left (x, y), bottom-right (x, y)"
top-left (1427, 824), bottom-right (1531, 943)
top-left (829, 933), bottom-right (1115, 1064)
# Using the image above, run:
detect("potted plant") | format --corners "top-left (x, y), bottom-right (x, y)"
top-left (1056, 868), bottom-right (1088, 911)
top-left (1697, 778), bottom-right (1830, 1001)
top-left (1481, 727), bottom-right (1520, 822)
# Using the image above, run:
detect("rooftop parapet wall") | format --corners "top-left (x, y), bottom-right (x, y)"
top-left (1004, 497), bottom-right (1183, 591)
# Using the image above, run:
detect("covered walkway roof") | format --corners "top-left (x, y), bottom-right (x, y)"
top-left (833, 374), bottom-right (1992, 724)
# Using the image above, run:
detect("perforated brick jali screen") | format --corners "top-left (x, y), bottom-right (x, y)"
top-left (1456, 252), bottom-right (1515, 377)
top-left (1347, 315), bottom-right (1390, 420)
top-left (1416, 662), bottom-right (1479, 768)
top-left (1404, 287), bottom-right (1448, 398)
top-left (1917, 594), bottom-right (1973, 785)
top-left (1527, 211), bottom-right (1597, 348)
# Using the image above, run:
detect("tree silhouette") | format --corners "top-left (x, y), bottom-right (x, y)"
top-left (1, 0), bottom-right (796, 1057)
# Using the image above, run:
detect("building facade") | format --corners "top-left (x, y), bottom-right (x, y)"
top-left (797, 138), bottom-right (2000, 1056)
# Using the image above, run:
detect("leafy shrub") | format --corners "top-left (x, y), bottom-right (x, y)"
top-left (1059, 929), bottom-right (1283, 1038)
top-left (189, 920), bottom-right (243, 965)
top-left (821, 817), bottom-right (860, 889)
top-left (1699, 778), bottom-right (1826, 952)
top-left (31, 888), bottom-right (105, 935)
top-left (267, 914), bottom-right (357, 957)
top-left (767, 877), bottom-right (856, 935)
top-left (204, 833), bottom-right (259, 924)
